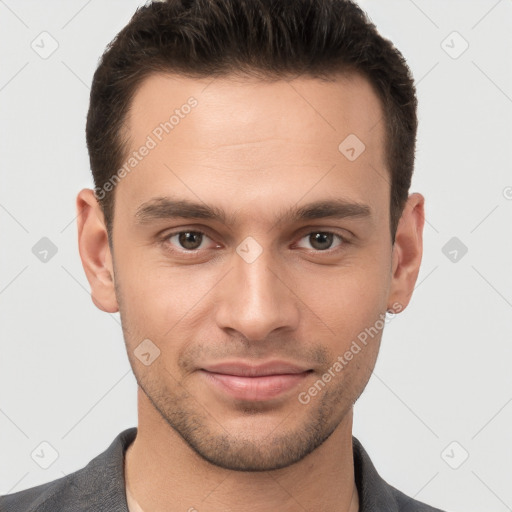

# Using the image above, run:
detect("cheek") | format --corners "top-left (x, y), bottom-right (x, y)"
top-left (114, 252), bottom-right (216, 346)
top-left (297, 257), bottom-right (390, 330)
top-left (112, 249), bottom-right (170, 338)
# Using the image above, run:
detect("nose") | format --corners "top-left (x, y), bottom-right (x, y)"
top-left (214, 244), bottom-right (300, 343)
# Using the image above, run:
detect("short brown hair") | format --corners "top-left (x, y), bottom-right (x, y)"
top-left (86, 0), bottom-right (418, 243)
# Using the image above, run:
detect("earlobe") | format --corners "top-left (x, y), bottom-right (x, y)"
top-left (76, 188), bottom-right (119, 313)
top-left (387, 193), bottom-right (425, 312)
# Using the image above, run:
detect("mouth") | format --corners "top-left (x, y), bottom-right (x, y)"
top-left (199, 361), bottom-right (314, 401)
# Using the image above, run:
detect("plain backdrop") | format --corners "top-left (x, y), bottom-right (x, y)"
top-left (1, 1), bottom-right (511, 511)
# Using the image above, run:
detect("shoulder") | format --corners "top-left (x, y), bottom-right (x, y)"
top-left (388, 482), bottom-right (448, 512)
top-left (0, 427), bottom-right (137, 512)
top-left (0, 470), bottom-right (86, 512)
top-left (352, 435), bottom-right (448, 512)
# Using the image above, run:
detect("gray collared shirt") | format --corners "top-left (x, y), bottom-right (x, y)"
top-left (1, 427), bottom-right (446, 511)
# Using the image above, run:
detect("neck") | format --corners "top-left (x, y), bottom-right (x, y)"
top-left (124, 387), bottom-right (359, 512)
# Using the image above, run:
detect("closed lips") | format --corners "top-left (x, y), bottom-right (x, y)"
top-left (199, 361), bottom-right (313, 401)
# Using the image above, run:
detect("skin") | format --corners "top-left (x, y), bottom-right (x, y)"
top-left (77, 72), bottom-right (424, 512)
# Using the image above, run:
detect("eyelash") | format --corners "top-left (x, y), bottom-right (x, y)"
top-left (159, 229), bottom-right (349, 257)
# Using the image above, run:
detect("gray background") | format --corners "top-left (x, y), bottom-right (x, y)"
top-left (1, 1), bottom-right (511, 511)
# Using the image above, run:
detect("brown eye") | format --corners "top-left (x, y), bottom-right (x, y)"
top-left (310, 232), bottom-right (333, 250)
top-left (166, 231), bottom-right (210, 251)
top-left (178, 232), bottom-right (203, 250)
top-left (296, 232), bottom-right (345, 251)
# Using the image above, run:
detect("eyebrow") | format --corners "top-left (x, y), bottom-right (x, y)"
top-left (134, 196), bottom-right (372, 226)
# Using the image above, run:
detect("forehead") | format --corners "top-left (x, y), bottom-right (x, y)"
top-left (125, 71), bottom-right (385, 151)
top-left (117, 71), bottom-right (388, 223)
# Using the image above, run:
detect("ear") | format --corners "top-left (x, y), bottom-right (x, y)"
top-left (387, 192), bottom-right (425, 312)
top-left (76, 188), bottom-right (119, 313)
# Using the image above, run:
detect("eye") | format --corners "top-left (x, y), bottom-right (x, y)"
top-left (165, 230), bottom-right (217, 252)
top-left (295, 231), bottom-right (346, 251)
top-left (161, 229), bottom-right (348, 256)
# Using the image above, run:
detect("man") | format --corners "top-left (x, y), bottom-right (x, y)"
top-left (1, 0), bottom-right (447, 510)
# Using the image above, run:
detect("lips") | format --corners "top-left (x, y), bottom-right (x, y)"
top-left (202, 361), bottom-right (311, 377)
top-left (199, 361), bottom-right (313, 401)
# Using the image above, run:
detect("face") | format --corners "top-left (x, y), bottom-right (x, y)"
top-left (78, 72), bottom-right (424, 471)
